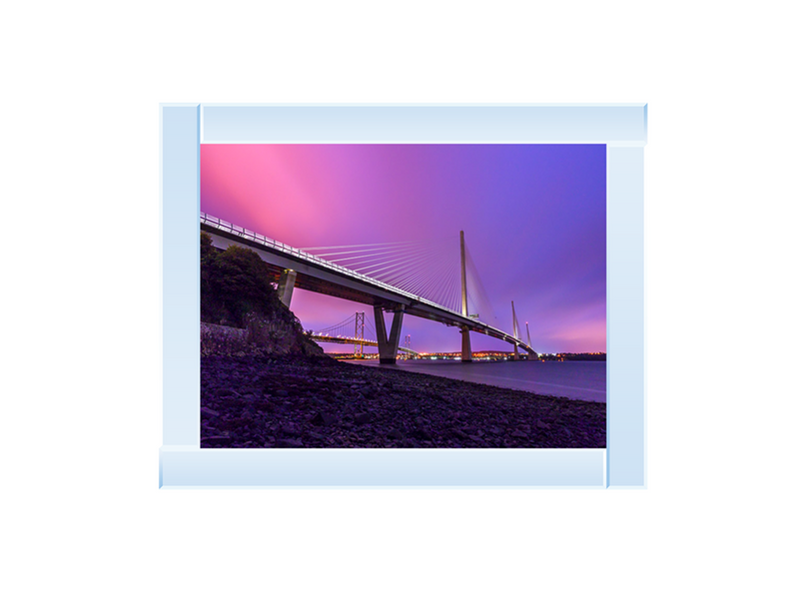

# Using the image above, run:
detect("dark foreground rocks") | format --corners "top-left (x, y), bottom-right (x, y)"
top-left (200, 355), bottom-right (606, 448)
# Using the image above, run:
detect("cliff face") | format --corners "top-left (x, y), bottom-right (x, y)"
top-left (200, 314), bottom-right (326, 357)
top-left (200, 233), bottom-right (326, 358)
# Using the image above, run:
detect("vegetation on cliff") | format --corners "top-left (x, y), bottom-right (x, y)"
top-left (200, 233), bottom-right (325, 357)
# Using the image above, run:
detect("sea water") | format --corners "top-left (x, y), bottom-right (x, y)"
top-left (349, 359), bottom-right (606, 403)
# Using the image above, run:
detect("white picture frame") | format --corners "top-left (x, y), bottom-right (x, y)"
top-left (160, 104), bottom-right (646, 488)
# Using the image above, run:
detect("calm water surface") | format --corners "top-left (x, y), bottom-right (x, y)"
top-left (346, 359), bottom-right (606, 403)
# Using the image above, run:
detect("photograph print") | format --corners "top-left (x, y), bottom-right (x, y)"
top-left (199, 143), bottom-right (606, 449)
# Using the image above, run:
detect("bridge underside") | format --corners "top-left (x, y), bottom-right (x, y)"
top-left (265, 263), bottom-right (383, 307)
top-left (203, 224), bottom-right (535, 363)
top-left (271, 264), bottom-right (519, 340)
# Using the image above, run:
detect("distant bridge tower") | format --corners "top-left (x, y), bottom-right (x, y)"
top-left (511, 301), bottom-right (519, 360)
top-left (404, 334), bottom-right (411, 359)
top-left (460, 230), bottom-right (472, 363)
top-left (354, 312), bottom-right (365, 357)
top-left (526, 321), bottom-right (538, 360)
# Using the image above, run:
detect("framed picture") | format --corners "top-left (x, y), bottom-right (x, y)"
top-left (160, 104), bottom-right (646, 487)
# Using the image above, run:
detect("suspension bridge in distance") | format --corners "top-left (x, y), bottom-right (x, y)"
top-left (201, 213), bottom-right (538, 364)
top-left (308, 312), bottom-right (419, 358)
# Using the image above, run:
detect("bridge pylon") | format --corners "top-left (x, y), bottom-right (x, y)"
top-left (374, 304), bottom-right (404, 365)
top-left (460, 230), bottom-right (472, 363)
top-left (510, 301), bottom-right (520, 360)
top-left (526, 321), bottom-right (538, 360)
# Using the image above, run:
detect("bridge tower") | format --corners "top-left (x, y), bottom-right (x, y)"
top-left (511, 301), bottom-right (520, 360)
top-left (460, 230), bottom-right (472, 363)
top-left (526, 321), bottom-right (538, 361)
top-left (354, 312), bottom-right (365, 357)
top-left (404, 334), bottom-right (411, 359)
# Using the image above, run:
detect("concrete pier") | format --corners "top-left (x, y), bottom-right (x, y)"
top-left (374, 304), bottom-right (404, 364)
top-left (277, 269), bottom-right (296, 307)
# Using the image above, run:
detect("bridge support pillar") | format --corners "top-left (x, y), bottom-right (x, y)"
top-left (528, 351), bottom-right (539, 361)
top-left (277, 269), bottom-right (296, 307)
top-left (511, 342), bottom-right (519, 360)
top-left (374, 305), bottom-right (404, 365)
top-left (461, 326), bottom-right (472, 362)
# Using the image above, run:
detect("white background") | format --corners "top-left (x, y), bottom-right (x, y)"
top-left (2, 2), bottom-right (801, 601)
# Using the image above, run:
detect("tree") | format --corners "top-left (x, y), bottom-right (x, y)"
top-left (200, 233), bottom-right (283, 327)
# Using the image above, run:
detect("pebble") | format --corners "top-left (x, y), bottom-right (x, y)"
top-left (354, 412), bottom-right (372, 425)
top-left (310, 411), bottom-right (338, 427)
top-left (203, 435), bottom-right (232, 446)
top-left (275, 438), bottom-right (303, 448)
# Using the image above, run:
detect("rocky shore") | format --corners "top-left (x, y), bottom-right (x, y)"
top-left (201, 354), bottom-right (606, 448)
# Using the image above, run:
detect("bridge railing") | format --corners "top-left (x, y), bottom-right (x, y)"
top-left (203, 213), bottom-right (463, 316)
top-left (201, 213), bottom-right (532, 351)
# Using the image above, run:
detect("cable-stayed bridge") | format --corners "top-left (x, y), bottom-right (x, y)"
top-left (201, 213), bottom-right (537, 364)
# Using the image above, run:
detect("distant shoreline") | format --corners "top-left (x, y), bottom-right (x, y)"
top-left (329, 353), bottom-right (606, 362)
top-left (344, 358), bottom-right (607, 403)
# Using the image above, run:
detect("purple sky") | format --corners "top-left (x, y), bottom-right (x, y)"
top-left (200, 144), bottom-right (606, 353)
